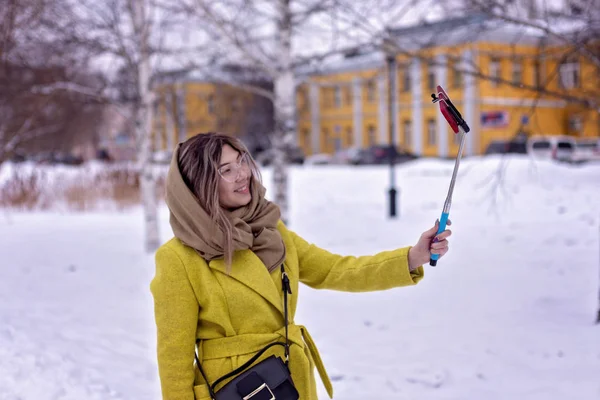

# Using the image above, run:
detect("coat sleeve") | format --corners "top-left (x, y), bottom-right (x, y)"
top-left (150, 245), bottom-right (199, 400)
top-left (290, 230), bottom-right (424, 291)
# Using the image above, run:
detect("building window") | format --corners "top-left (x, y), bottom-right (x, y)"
top-left (427, 63), bottom-right (436, 89)
top-left (334, 86), bottom-right (342, 107)
top-left (366, 80), bottom-right (376, 102)
top-left (403, 120), bottom-right (411, 147)
top-left (345, 86), bottom-right (352, 106)
top-left (512, 58), bottom-right (523, 84)
top-left (367, 125), bottom-right (376, 145)
top-left (207, 94), bottom-right (215, 114)
top-left (231, 98), bottom-right (242, 113)
top-left (533, 60), bottom-right (542, 88)
top-left (345, 126), bottom-right (353, 146)
top-left (302, 128), bottom-right (310, 149)
top-left (454, 70), bottom-right (462, 87)
top-left (568, 115), bottom-right (583, 133)
top-left (559, 59), bottom-right (579, 89)
top-left (323, 128), bottom-right (330, 151)
top-left (334, 138), bottom-right (342, 152)
top-left (427, 119), bottom-right (436, 146)
top-left (403, 70), bottom-right (411, 92)
top-left (322, 88), bottom-right (333, 108)
top-left (489, 57), bottom-right (501, 87)
top-left (297, 87), bottom-right (309, 113)
top-left (451, 59), bottom-right (463, 88)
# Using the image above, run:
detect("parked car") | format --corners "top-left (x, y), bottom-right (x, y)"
top-left (353, 144), bottom-right (418, 165)
top-left (485, 140), bottom-right (509, 155)
top-left (484, 139), bottom-right (527, 155)
top-left (572, 138), bottom-right (600, 163)
top-left (254, 145), bottom-right (305, 166)
top-left (33, 151), bottom-right (84, 165)
top-left (8, 151), bottom-right (27, 163)
top-left (332, 147), bottom-right (362, 164)
top-left (304, 153), bottom-right (333, 165)
top-left (96, 148), bottom-right (113, 162)
top-left (527, 135), bottom-right (576, 162)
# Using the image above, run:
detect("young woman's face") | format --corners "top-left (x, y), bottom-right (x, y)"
top-left (217, 144), bottom-right (252, 209)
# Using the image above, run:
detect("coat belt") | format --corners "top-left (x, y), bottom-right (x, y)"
top-left (198, 324), bottom-right (333, 398)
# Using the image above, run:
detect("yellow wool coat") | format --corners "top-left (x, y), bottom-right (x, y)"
top-left (150, 221), bottom-right (424, 400)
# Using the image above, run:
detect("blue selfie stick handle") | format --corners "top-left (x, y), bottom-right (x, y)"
top-left (430, 85), bottom-right (469, 267)
top-left (430, 212), bottom-right (449, 266)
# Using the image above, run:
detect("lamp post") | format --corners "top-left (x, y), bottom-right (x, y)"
top-left (385, 39), bottom-right (399, 218)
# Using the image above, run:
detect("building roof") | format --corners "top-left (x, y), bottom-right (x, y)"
top-left (296, 12), bottom-right (591, 78)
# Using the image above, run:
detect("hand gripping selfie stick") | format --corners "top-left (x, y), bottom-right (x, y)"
top-left (429, 85), bottom-right (470, 266)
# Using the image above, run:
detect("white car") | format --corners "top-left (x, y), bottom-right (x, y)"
top-left (572, 138), bottom-right (600, 163)
top-left (527, 135), bottom-right (577, 162)
top-left (304, 153), bottom-right (333, 165)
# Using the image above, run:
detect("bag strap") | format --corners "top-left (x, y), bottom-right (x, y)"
top-left (194, 263), bottom-right (292, 399)
top-left (194, 345), bottom-right (216, 398)
top-left (281, 264), bottom-right (292, 363)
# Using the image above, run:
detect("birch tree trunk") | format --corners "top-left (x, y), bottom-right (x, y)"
top-left (272, 0), bottom-right (295, 225)
top-left (597, 214), bottom-right (600, 324)
top-left (132, 0), bottom-right (160, 252)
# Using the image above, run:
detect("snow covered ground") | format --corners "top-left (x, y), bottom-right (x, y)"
top-left (1, 155), bottom-right (599, 400)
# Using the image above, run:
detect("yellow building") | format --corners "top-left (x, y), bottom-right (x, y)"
top-left (151, 68), bottom-right (273, 152)
top-left (296, 14), bottom-right (600, 157)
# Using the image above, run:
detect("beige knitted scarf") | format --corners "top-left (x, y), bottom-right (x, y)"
top-left (164, 145), bottom-right (286, 272)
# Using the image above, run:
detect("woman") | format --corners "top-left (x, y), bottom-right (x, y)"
top-left (150, 132), bottom-right (451, 400)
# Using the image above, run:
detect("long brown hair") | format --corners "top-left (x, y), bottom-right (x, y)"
top-left (177, 132), bottom-right (262, 268)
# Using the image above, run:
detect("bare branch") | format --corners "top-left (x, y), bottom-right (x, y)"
top-left (3, 123), bottom-right (63, 155)
top-left (468, 0), bottom-right (600, 68)
top-left (184, 0), bottom-right (279, 76)
top-left (30, 81), bottom-right (107, 99)
top-left (291, 1), bottom-right (334, 25)
top-left (212, 78), bottom-right (275, 102)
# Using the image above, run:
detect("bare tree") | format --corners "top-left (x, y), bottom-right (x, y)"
top-left (173, 0), bottom-right (428, 223)
top-left (0, 0), bottom-right (105, 164)
top-left (171, 0), bottom-right (294, 223)
top-left (176, 0), bottom-right (592, 222)
top-left (48, 0), bottom-right (214, 251)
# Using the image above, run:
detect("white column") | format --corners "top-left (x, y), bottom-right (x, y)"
top-left (175, 84), bottom-right (187, 142)
top-left (165, 93), bottom-right (175, 150)
top-left (410, 58), bottom-right (423, 155)
top-left (436, 54), bottom-right (448, 158)
top-left (352, 77), bottom-right (363, 147)
top-left (153, 99), bottom-right (163, 151)
top-left (377, 73), bottom-right (388, 144)
top-left (463, 49), bottom-right (477, 156)
top-left (309, 82), bottom-right (321, 154)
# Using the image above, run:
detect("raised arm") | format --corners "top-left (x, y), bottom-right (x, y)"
top-left (291, 230), bottom-right (425, 292)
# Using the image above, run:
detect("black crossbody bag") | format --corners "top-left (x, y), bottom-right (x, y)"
top-left (194, 265), bottom-right (300, 400)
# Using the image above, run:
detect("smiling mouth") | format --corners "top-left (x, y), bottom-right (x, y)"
top-left (234, 183), bottom-right (249, 193)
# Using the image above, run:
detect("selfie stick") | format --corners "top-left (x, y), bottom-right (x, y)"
top-left (429, 85), bottom-right (470, 266)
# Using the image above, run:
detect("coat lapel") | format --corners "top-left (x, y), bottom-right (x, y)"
top-left (208, 249), bottom-right (284, 315)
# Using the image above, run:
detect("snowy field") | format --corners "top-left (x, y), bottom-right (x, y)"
top-left (1, 155), bottom-right (599, 400)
